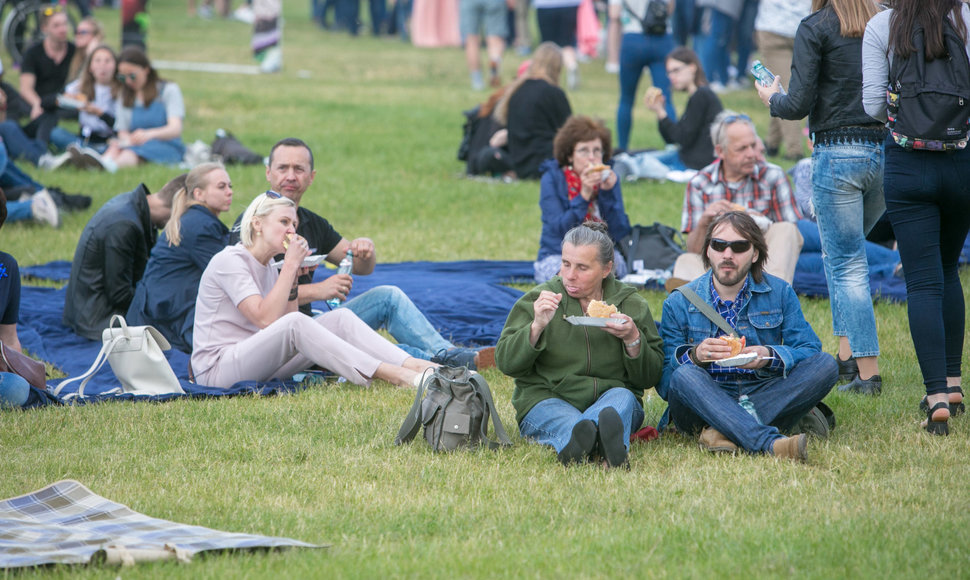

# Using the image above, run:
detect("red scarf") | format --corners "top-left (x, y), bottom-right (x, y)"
top-left (564, 167), bottom-right (602, 222)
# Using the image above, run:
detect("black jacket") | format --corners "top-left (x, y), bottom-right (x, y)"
top-left (769, 6), bottom-right (882, 134)
top-left (63, 184), bottom-right (157, 340)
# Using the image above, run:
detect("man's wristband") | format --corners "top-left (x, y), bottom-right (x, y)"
top-left (624, 337), bottom-right (641, 348)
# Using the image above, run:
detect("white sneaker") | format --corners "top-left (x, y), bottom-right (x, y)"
top-left (30, 189), bottom-right (60, 228)
top-left (38, 151), bottom-right (71, 170)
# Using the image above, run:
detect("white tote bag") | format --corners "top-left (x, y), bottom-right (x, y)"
top-left (53, 315), bottom-right (185, 399)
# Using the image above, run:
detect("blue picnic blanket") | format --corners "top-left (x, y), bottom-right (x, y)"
top-left (18, 260), bottom-right (536, 405)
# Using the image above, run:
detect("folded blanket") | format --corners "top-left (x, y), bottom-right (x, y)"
top-left (0, 480), bottom-right (322, 569)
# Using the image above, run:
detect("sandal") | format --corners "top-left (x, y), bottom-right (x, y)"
top-left (925, 401), bottom-right (950, 436)
top-left (919, 386), bottom-right (965, 417)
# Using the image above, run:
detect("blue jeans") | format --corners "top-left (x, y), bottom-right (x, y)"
top-left (697, 7), bottom-right (734, 85)
top-left (0, 120), bottom-right (47, 165)
top-left (519, 387), bottom-right (644, 453)
top-left (0, 141), bottom-right (43, 193)
top-left (667, 352), bottom-right (837, 453)
top-left (616, 32), bottom-right (676, 151)
top-left (672, 0), bottom-right (695, 47)
top-left (884, 138), bottom-right (970, 396)
top-left (811, 139), bottom-right (885, 357)
top-left (732, 0), bottom-right (759, 82)
top-left (797, 219), bottom-right (899, 279)
top-left (0, 372), bottom-right (29, 408)
top-left (340, 285), bottom-right (454, 360)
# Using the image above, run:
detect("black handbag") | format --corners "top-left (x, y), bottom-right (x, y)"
top-left (618, 222), bottom-right (685, 272)
top-left (622, 0), bottom-right (669, 36)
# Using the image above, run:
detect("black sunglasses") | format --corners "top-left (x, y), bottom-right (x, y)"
top-left (710, 238), bottom-right (752, 253)
top-left (116, 73), bottom-right (138, 82)
top-left (265, 190), bottom-right (282, 198)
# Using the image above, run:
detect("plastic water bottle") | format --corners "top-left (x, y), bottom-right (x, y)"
top-left (750, 60), bottom-right (786, 94)
top-left (738, 395), bottom-right (761, 423)
top-left (326, 250), bottom-right (353, 310)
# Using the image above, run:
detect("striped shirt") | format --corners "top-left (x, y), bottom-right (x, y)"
top-left (681, 159), bottom-right (801, 233)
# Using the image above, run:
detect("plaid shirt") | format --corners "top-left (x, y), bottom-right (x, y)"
top-left (681, 159), bottom-right (802, 233)
top-left (677, 276), bottom-right (784, 380)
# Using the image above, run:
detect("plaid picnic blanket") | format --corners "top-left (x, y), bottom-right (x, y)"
top-left (0, 480), bottom-right (323, 569)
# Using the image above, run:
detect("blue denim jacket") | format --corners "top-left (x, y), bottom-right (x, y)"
top-left (657, 270), bottom-right (822, 400)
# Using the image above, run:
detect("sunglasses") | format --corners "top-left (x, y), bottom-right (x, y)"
top-left (42, 5), bottom-right (63, 16)
top-left (709, 238), bottom-right (752, 253)
top-left (116, 73), bottom-right (138, 82)
top-left (76, 29), bottom-right (94, 36)
top-left (265, 190), bottom-right (282, 199)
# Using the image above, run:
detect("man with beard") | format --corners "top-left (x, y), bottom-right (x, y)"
top-left (657, 211), bottom-right (837, 461)
top-left (669, 110), bottom-right (803, 287)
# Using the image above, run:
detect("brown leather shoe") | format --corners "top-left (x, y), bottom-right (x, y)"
top-left (665, 277), bottom-right (688, 293)
top-left (698, 427), bottom-right (738, 453)
top-left (772, 434), bottom-right (808, 462)
top-left (475, 347), bottom-right (496, 370)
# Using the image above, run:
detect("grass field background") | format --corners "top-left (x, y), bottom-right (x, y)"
top-left (1, 3), bottom-right (969, 578)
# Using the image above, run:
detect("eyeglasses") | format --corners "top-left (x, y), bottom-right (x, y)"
top-left (265, 190), bottom-right (282, 198)
top-left (42, 5), bottom-right (63, 16)
top-left (76, 29), bottom-right (93, 36)
top-left (666, 64), bottom-right (687, 76)
top-left (573, 146), bottom-right (603, 158)
top-left (709, 238), bottom-right (752, 253)
top-left (116, 73), bottom-right (138, 82)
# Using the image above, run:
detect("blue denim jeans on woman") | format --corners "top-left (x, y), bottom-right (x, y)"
top-left (340, 285), bottom-right (454, 360)
top-left (696, 7), bottom-right (733, 85)
top-left (616, 32), bottom-right (676, 151)
top-left (667, 352), bottom-right (837, 453)
top-left (519, 387), bottom-right (644, 453)
top-left (883, 137), bottom-right (970, 396)
top-left (811, 138), bottom-right (885, 358)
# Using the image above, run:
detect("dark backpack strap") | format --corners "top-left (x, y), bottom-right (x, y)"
top-left (674, 286), bottom-right (738, 338)
top-left (470, 373), bottom-right (513, 449)
top-left (395, 369), bottom-right (432, 445)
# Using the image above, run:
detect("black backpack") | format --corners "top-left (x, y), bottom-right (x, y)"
top-left (622, 0), bottom-right (668, 37)
top-left (887, 17), bottom-right (970, 151)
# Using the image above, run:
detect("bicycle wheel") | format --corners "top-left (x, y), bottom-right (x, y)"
top-left (2, 0), bottom-right (77, 66)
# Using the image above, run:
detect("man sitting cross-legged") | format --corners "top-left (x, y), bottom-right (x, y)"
top-left (658, 211), bottom-right (837, 461)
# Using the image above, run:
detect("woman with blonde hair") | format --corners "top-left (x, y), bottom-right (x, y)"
top-left (494, 42), bottom-right (572, 179)
top-left (757, 0), bottom-right (886, 396)
top-left (127, 163), bottom-right (233, 352)
top-left (67, 17), bottom-right (104, 81)
top-left (191, 192), bottom-right (440, 389)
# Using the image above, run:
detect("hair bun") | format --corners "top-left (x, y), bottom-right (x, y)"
top-left (582, 220), bottom-right (609, 235)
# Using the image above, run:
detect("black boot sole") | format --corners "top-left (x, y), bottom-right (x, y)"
top-left (597, 408), bottom-right (628, 468)
top-left (557, 420), bottom-right (597, 465)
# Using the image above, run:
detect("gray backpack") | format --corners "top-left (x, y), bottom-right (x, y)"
top-left (395, 366), bottom-right (512, 452)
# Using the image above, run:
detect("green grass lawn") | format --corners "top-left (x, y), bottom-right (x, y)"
top-left (1, 3), bottom-right (969, 578)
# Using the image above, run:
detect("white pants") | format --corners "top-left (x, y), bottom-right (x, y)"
top-left (673, 222), bottom-right (803, 284)
top-left (201, 309), bottom-right (410, 388)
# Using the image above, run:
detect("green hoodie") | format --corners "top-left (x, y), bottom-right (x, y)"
top-left (496, 275), bottom-right (664, 425)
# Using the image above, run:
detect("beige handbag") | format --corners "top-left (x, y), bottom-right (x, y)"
top-left (53, 315), bottom-right (184, 399)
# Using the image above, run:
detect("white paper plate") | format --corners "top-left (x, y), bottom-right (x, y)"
top-left (564, 316), bottom-right (628, 327)
top-left (272, 254), bottom-right (326, 269)
top-left (709, 352), bottom-right (758, 367)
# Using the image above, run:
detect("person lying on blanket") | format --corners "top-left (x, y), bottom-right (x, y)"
top-left (228, 137), bottom-right (494, 370)
top-left (0, 189), bottom-right (32, 408)
top-left (191, 192), bottom-right (440, 389)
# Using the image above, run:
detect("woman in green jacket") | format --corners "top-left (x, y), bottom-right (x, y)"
top-left (496, 221), bottom-right (664, 468)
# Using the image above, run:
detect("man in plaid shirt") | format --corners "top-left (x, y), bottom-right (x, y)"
top-left (671, 110), bottom-right (804, 285)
